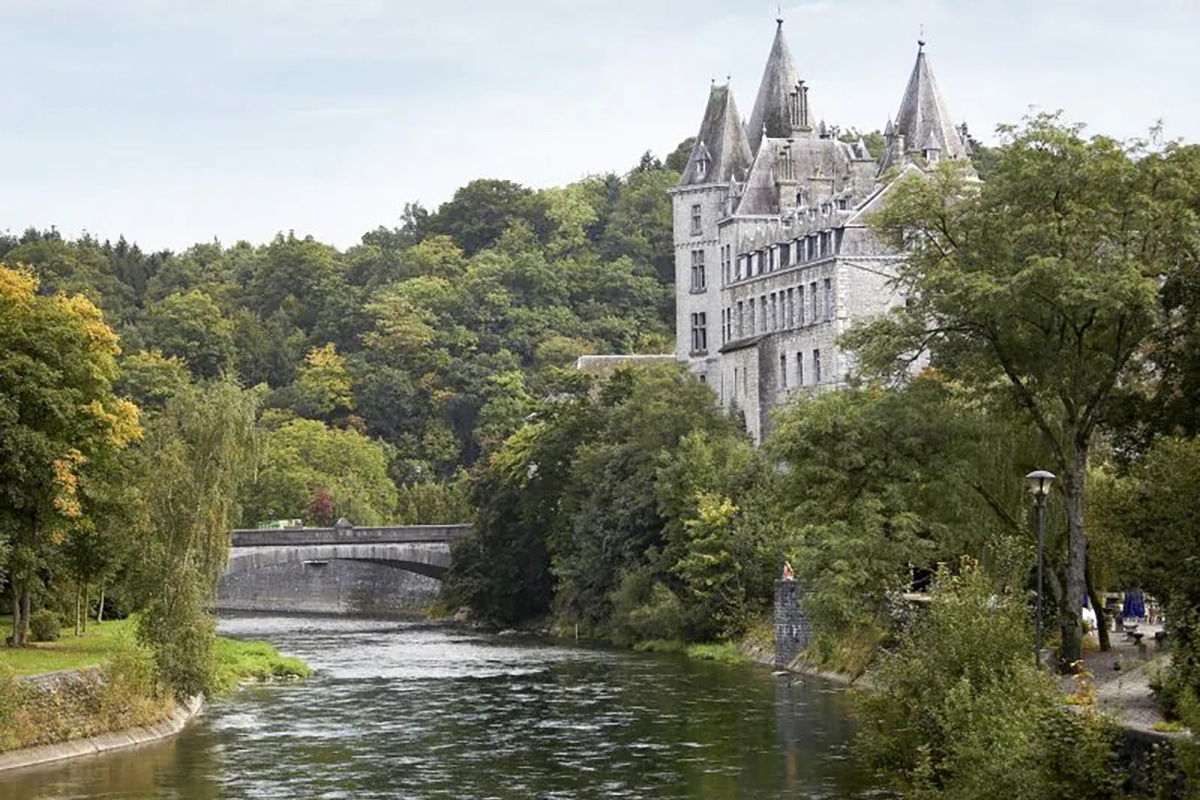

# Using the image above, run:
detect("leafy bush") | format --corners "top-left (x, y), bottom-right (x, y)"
top-left (855, 560), bottom-right (1124, 800)
top-left (100, 636), bottom-right (174, 730)
top-left (29, 610), bottom-right (61, 642)
top-left (609, 569), bottom-right (685, 645)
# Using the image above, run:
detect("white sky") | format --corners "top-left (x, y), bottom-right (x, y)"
top-left (1, 0), bottom-right (1196, 252)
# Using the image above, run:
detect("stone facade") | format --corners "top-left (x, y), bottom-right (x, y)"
top-left (216, 559), bottom-right (441, 615)
top-left (773, 579), bottom-right (811, 668)
top-left (672, 22), bottom-right (970, 441)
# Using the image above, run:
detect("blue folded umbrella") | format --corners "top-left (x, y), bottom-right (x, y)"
top-left (1122, 590), bottom-right (1146, 619)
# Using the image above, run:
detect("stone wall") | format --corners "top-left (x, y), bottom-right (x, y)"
top-left (215, 559), bottom-right (440, 615)
top-left (774, 578), bottom-right (812, 668)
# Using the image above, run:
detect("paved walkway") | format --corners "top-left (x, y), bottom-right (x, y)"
top-left (1063, 621), bottom-right (1185, 735)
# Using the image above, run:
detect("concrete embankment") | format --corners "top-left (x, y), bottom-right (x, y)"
top-left (0, 693), bottom-right (203, 774)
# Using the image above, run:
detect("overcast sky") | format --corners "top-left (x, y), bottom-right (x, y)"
top-left (2, 0), bottom-right (1196, 252)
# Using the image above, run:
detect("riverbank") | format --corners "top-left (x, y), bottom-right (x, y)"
top-left (0, 695), bottom-right (204, 773)
top-left (0, 616), bottom-right (310, 768)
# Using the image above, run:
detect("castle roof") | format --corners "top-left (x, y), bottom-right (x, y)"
top-left (678, 83), bottom-right (753, 186)
top-left (735, 135), bottom-right (858, 216)
top-left (747, 20), bottom-right (807, 154)
top-left (878, 42), bottom-right (967, 174)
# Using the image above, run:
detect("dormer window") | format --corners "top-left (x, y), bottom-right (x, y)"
top-left (694, 141), bottom-right (712, 181)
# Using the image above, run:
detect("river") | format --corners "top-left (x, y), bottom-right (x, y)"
top-left (1, 615), bottom-right (885, 799)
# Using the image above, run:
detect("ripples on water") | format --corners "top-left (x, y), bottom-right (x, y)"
top-left (1, 615), bottom-right (884, 799)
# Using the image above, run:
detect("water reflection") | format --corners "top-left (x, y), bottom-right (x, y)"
top-left (1, 615), bottom-right (882, 799)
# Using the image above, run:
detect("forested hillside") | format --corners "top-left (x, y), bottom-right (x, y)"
top-left (0, 143), bottom-right (690, 527)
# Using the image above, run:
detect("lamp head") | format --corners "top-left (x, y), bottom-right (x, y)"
top-left (1025, 469), bottom-right (1056, 497)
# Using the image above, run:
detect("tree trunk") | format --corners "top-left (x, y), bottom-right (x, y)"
top-left (1086, 562), bottom-right (1109, 652)
top-left (1060, 447), bottom-right (1088, 670)
top-left (18, 586), bottom-right (31, 647)
top-left (81, 584), bottom-right (88, 633)
top-left (75, 582), bottom-right (82, 637)
top-left (96, 586), bottom-right (105, 624)
top-left (9, 581), bottom-right (20, 647)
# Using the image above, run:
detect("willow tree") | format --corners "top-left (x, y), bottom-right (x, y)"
top-left (848, 116), bottom-right (1199, 666)
top-left (132, 381), bottom-right (260, 697)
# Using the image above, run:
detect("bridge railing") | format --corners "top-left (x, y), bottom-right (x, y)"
top-left (229, 523), bottom-right (471, 548)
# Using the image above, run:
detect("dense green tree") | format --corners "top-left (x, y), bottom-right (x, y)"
top-left (427, 179), bottom-right (544, 255)
top-left (242, 419), bottom-right (397, 527)
top-left (142, 290), bottom-right (236, 380)
top-left (115, 350), bottom-right (191, 410)
top-left (850, 115), bottom-right (1199, 666)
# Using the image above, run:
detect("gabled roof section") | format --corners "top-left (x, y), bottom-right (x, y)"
top-left (734, 142), bottom-right (780, 216)
top-left (845, 162), bottom-right (925, 227)
top-left (747, 20), bottom-right (806, 154)
top-left (878, 42), bottom-right (968, 174)
top-left (678, 83), bottom-right (753, 187)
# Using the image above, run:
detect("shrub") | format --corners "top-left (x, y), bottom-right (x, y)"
top-left (609, 569), bottom-right (685, 646)
top-left (855, 560), bottom-right (1124, 800)
top-left (100, 636), bottom-right (173, 730)
top-left (29, 610), bottom-right (61, 642)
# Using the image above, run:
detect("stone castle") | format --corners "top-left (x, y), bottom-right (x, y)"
top-left (671, 19), bottom-right (971, 442)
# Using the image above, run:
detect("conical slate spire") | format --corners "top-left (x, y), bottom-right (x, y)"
top-left (678, 82), bottom-right (753, 186)
top-left (747, 20), bottom-right (807, 154)
top-left (879, 42), bottom-right (967, 174)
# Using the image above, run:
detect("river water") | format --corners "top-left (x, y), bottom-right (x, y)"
top-left (2, 615), bottom-right (884, 799)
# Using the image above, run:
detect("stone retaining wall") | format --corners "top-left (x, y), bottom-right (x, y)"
top-left (0, 694), bottom-right (202, 773)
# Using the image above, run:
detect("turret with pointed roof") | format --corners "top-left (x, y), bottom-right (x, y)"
top-left (678, 82), bottom-right (753, 186)
top-left (878, 40), bottom-right (968, 175)
top-left (747, 19), bottom-right (811, 154)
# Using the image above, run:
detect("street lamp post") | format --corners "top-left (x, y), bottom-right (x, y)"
top-left (1025, 469), bottom-right (1056, 667)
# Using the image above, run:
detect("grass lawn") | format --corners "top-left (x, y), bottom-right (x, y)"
top-left (1, 615), bottom-right (311, 688)
top-left (0, 615), bottom-right (138, 677)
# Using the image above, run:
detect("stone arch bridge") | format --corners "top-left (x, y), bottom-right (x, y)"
top-left (226, 521), bottom-right (471, 582)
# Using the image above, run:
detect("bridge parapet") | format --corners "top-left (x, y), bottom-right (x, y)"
top-left (229, 523), bottom-right (471, 548)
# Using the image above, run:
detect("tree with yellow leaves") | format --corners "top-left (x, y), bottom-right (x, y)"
top-left (0, 264), bottom-right (140, 646)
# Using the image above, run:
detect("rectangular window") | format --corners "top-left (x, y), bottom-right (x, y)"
top-left (813, 349), bottom-right (822, 383)
top-left (737, 301), bottom-right (745, 337)
top-left (797, 286), bottom-right (805, 325)
top-left (809, 281), bottom-right (818, 321)
top-left (780, 353), bottom-right (788, 389)
top-left (823, 277), bottom-right (833, 319)
top-left (690, 250), bottom-right (706, 291)
top-left (769, 292), bottom-right (777, 331)
top-left (760, 295), bottom-right (767, 332)
top-left (690, 312), bottom-right (708, 353)
top-left (749, 299), bottom-right (756, 335)
top-left (796, 352), bottom-right (804, 386)
top-left (691, 204), bottom-right (702, 234)
top-left (780, 242), bottom-right (791, 267)
top-left (736, 255), bottom-right (745, 281)
top-left (786, 288), bottom-right (795, 328)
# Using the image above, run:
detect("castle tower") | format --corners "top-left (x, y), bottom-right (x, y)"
top-left (747, 19), bottom-right (810, 154)
top-left (670, 82), bottom-right (753, 373)
top-left (878, 39), bottom-right (969, 175)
